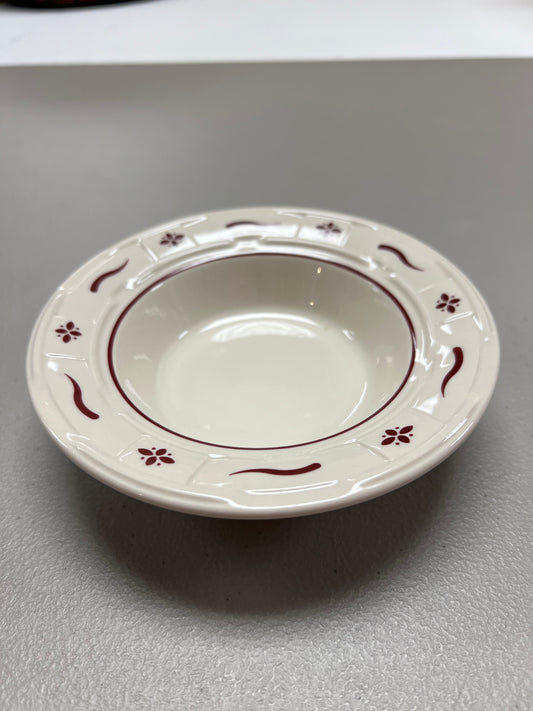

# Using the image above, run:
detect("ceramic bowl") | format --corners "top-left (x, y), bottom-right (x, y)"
top-left (27, 207), bottom-right (499, 518)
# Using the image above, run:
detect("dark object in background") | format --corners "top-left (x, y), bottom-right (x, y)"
top-left (6, 0), bottom-right (135, 7)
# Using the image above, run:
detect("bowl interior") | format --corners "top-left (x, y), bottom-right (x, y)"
top-left (110, 254), bottom-right (414, 449)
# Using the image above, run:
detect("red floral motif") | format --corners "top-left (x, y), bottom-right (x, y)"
top-left (316, 222), bottom-right (341, 235)
top-left (160, 232), bottom-right (184, 246)
top-left (436, 293), bottom-right (461, 313)
top-left (138, 447), bottom-right (175, 466)
top-left (55, 321), bottom-right (82, 343)
top-left (381, 425), bottom-right (414, 446)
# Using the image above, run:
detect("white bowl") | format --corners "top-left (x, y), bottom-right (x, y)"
top-left (27, 207), bottom-right (499, 518)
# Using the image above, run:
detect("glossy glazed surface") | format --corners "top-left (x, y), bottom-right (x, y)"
top-left (111, 254), bottom-right (414, 449)
top-left (26, 207), bottom-right (499, 518)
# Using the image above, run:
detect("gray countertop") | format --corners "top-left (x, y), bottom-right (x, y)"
top-left (1, 60), bottom-right (531, 710)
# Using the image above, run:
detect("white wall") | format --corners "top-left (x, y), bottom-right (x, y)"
top-left (1, 0), bottom-right (532, 65)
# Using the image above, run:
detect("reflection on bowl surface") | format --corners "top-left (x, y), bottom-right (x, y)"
top-left (109, 254), bottom-right (415, 449)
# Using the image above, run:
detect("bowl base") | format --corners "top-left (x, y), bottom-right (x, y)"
top-left (155, 309), bottom-right (377, 449)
